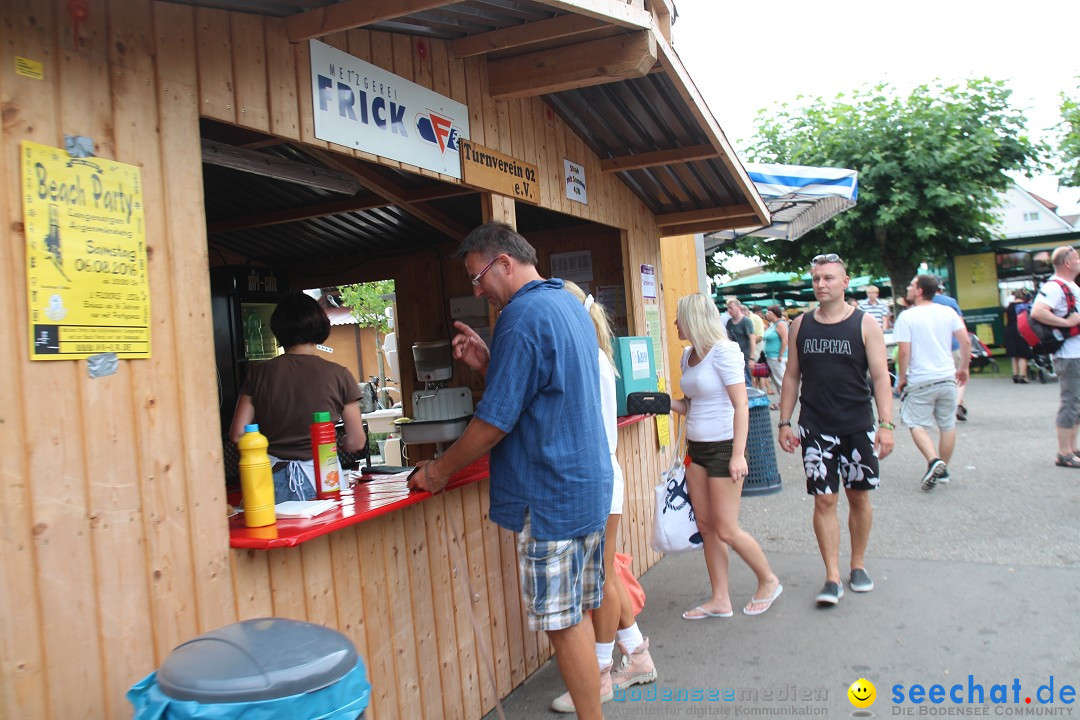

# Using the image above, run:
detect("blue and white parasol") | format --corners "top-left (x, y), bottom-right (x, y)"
top-left (708, 162), bottom-right (858, 248)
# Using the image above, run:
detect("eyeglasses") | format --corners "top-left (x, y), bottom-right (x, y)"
top-left (811, 253), bottom-right (844, 265)
top-left (470, 255), bottom-right (501, 286)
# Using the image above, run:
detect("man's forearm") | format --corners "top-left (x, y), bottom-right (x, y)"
top-left (430, 417), bottom-right (506, 479)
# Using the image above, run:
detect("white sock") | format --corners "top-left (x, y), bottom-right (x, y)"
top-left (616, 623), bottom-right (644, 654)
top-left (596, 641), bottom-right (615, 669)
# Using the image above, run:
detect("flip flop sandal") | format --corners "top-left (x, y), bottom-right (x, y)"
top-left (1055, 454), bottom-right (1080, 468)
top-left (743, 584), bottom-right (784, 616)
top-left (682, 606), bottom-right (734, 620)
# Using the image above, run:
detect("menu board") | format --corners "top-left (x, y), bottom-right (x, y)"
top-left (22, 141), bottom-right (150, 359)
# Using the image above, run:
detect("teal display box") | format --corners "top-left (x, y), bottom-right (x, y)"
top-left (614, 336), bottom-right (657, 416)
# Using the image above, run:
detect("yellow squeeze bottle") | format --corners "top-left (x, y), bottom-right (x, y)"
top-left (238, 424), bottom-right (276, 527)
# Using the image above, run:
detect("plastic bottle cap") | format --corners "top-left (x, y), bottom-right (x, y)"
top-left (312, 411), bottom-right (332, 423)
top-left (244, 424), bottom-right (260, 432)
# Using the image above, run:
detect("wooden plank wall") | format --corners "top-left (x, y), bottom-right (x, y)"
top-left (0, 3), bottom-right (670, 719)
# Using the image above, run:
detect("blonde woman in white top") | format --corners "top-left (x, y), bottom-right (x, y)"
top-left (549, 281), bottom-right (658, 712)
top-left (672, 294), bottom-right (782, 619)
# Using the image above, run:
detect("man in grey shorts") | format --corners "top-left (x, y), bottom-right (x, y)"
top-left (893, 275), bottom-right (970, 490)
top-left (1030, 246), bottom-right (1080, 468)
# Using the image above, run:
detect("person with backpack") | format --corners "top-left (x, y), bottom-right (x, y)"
top-left (1030, 246), bottom-right (1080, 468)
top-left (1003, 289), bottom-right (1034, 383)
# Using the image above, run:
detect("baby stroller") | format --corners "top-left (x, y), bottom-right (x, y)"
top-left (1028, 352), bottom-right (1057, 384)
top-left (968, 332), bottom-right (999, 374)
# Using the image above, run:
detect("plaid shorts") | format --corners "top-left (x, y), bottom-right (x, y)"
top-left (517, 510), bottom-right (605, 632)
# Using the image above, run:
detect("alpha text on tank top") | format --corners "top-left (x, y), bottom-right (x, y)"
top-left (796, 308), bottom-right (874, 434)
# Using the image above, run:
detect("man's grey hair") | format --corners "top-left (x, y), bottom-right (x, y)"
top-left (454, 222), bottom-right (538, 266)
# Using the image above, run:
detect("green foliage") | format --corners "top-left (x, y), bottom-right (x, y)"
top-left (1059, 81), bottom-right (1080, 187)
top-left (338, 280), bottom-right (395, 334)
top-left (731, 79), bottom-right (1047, 292)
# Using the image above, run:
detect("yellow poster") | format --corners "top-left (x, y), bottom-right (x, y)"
top-left (22, 141), bottom-right (150, 360)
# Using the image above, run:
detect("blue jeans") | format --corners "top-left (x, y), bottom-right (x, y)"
top-left (272, 463), bottom-right (316, 503)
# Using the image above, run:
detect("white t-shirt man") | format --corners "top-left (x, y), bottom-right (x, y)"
top-left (1034, 278), bottom-right (1080, 359)
top-left (892, 304), bottom-right (965, 385)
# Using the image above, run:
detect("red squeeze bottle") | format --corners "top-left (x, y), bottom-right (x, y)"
top-left (310, 411), bottom-right (342, 499)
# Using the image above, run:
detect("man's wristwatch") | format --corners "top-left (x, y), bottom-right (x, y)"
top-left (778, 420), bottom-right (792, 429)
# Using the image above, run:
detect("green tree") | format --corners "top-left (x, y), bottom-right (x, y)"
top-left (730, 79), bottom-right (1046, 294)
top-left (1059, 81), bottom-right (1080, 187)
top-left (338, 280), bottom-right (395, 335)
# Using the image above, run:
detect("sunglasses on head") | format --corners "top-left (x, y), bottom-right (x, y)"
top-left (811, 253), bottom-right (845, 267)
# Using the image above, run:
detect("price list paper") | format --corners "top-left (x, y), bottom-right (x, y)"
top-left (22, 141), bottom-right (150, 360)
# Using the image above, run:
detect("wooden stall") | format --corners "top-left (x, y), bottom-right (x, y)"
top-left (0, 2), bottom-right (767, 719)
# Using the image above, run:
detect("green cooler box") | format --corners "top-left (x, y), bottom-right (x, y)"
top-left (613, 336), bottom-right (658, 416)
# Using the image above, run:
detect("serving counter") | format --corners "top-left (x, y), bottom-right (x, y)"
top-left (228, 415), bottom-right (650, 550)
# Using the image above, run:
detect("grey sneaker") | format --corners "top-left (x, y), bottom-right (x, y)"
top-left (849, 568), bottom-right (874, 593)
top-left (815, 581), bottom-right (844, 605)
top-left (921, 459), bottom-right (947, 491)
top-left (938, 472), bottom-right (951, 484)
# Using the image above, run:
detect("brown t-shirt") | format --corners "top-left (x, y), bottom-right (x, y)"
top-left (240, 354), bottom-right (361, 459)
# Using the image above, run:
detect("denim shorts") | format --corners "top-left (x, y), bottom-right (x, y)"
top-left (517, 510), bottom-right (604, 632)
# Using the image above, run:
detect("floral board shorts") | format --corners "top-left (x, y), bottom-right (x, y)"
top-left (517, 510), bottom-right (605, 632)
top-left (799, 425), bottom-right (881, 495)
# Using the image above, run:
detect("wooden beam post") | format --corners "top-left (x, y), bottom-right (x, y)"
top-left (487, 31), bottom-right (656, 100)
top-left (286, 0), bottom-right (455, 42)
top-left (452, 15), bottom-right (608, 58)
top-left (600, 144), bottom-right (717, 173)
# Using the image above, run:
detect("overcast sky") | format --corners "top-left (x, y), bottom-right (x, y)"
top-left (672, 0), bottom-right (1080, 212)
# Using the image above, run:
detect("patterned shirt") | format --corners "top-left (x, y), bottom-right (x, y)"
top-left (476, 278), bottom-right (612, 540)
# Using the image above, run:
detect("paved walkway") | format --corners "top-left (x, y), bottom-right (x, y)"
top-left (485, 371), bottom-right (1080, 718)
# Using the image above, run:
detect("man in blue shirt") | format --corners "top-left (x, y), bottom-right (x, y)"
top-left (411, 222), bottom-right (612, 719)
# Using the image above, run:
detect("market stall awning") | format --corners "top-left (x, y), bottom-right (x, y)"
top-left (705, 163), bottom-right (858, 251)
top-left (714, 272), bottom-right (890, 302)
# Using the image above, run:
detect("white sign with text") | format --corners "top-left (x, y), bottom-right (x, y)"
top-left (310, 40), bottom-right (469, 178)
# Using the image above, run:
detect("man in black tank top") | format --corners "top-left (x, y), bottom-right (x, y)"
top-left (776, 255), bottom-right (895, 606)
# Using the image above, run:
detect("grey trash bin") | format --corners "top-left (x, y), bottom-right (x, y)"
top-left (743, 388), bottom-right (782, 497)
top-left (128, 617), bottom-right (371, 719)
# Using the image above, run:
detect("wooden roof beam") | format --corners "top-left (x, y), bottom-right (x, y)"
top-left (310, 149), bottom-right (471, 241)
top-left (488, 31), bottom-right (656, 100)
top-left (532, 0), bottom-right (652, 31)
top-left (208, 193), bottom-right (389, 234)
top-left (286, 0), bottom-right (455, 42)
top-left (452, 14), bottom-right (609, 58)
top-left (201, 139), bottom-right (361, 195)
top-left (655, 204), bottom-right (760, 230)
top-left (601, 144), bottom-right (717, 173)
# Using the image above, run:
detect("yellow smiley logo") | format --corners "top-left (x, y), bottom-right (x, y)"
top-left (848, 678), bottom-right (876, 708)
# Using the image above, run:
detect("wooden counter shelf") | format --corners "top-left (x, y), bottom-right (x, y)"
top-left (228, 414), bottom-right (651, 549)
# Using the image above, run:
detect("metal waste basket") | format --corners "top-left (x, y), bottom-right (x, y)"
top-left (743, 388), bottom-right (782, 497)
top-left (128, 617), bottom-right (371, 719)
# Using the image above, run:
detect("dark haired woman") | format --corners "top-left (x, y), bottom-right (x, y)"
top-left (1003, 289), bottom-right (1033, 383)
top-left (229, 292), bottom-right (366, 501)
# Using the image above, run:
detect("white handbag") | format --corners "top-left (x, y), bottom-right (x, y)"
top-left (650, 414), bottom-right (703, 554)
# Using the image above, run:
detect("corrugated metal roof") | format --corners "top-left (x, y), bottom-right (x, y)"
top-left (186, 0), bottom-right (767, 265)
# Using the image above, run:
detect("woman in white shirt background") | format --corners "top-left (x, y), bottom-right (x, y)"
top-left (671, 294), bottom-right (782, 620)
